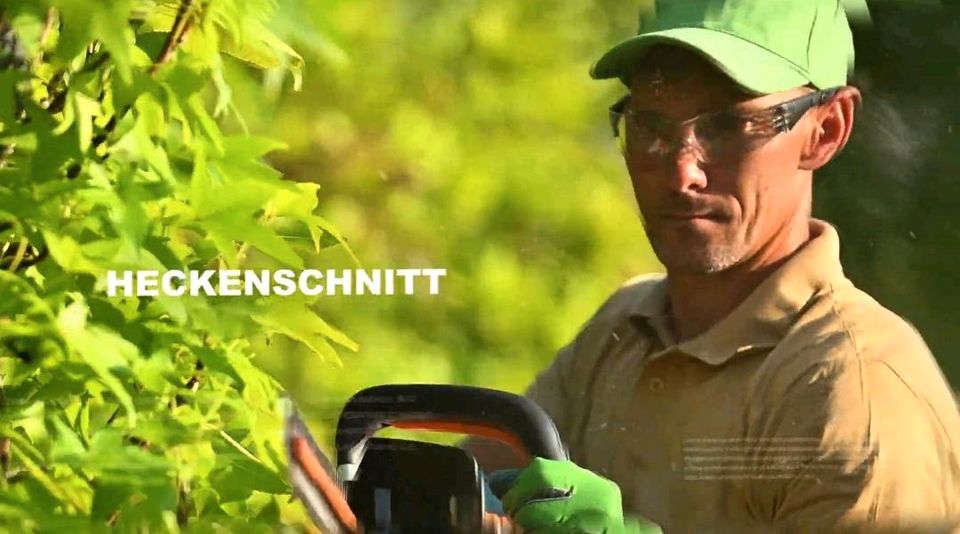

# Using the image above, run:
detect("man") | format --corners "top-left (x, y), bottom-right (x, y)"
top-left (467, 0), bottom-right (960, 532)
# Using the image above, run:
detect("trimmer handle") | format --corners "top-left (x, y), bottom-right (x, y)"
top-left (483, 512), bottom-right (522, 534)
top-left (327, 384), bottom-right (567, 534)
top-left (334, 384), bottom-right (568, 473)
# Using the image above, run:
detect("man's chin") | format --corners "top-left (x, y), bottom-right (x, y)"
top-left (651, 242), bottom-right (743, 275)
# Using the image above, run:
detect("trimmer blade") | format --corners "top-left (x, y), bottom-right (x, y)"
top-left (283, 398), bottom-right (359, 534)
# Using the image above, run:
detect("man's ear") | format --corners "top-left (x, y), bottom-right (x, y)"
top-left (799, 86), bottom-right (862, 171)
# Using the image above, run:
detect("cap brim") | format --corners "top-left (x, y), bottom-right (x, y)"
top-left (590, 27), bottom-right (812, 95)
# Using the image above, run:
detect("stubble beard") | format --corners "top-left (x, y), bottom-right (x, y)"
top-left (644, 220), bottom-right (746, 275)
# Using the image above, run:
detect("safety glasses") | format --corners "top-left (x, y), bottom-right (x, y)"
top-left (608, 88), bottom-right (840, 167)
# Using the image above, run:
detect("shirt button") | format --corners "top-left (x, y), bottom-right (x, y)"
top-left (648, 377), bottom-right (665, 392)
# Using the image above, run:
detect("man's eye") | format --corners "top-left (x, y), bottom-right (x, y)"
top-left (701, 112), bottom-right (745, 136)
top-left (628, 110), bottom-right (669, 136)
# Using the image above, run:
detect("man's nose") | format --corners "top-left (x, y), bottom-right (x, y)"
top-left (666, 128), bottom-right (708, 192)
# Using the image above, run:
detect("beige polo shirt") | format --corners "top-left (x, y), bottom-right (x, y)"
top-left (525, 220), bottom-right (960, 533)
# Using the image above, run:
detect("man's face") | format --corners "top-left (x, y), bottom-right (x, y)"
top-left (624, 47), bottom-right (814, 275)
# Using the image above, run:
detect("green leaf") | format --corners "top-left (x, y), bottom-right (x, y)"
top-left (269, 183), bottom-right (356, 259)
top-left (252, 301), bottom-right (357, 364)
top-left (91, 482), bottom-right (133, 522)
top-left (113, 169), bottom-right (152, 248)
top-left (129, 412), bottom-right (199, 450)
top-left (31, 123), bottom-right (81, 184)
top-left (0, 270), bottom-right (57, 332)
top-left (91, 0), bottom-right (137, 83)
top-left (113, 70), bottom-right (161, 114)
top-left (206, 211), bottom-right (303, 268)
top-left (134, 92), bottom-right (167, 139)
top-left (221, 135), bottom-right (288, 159)
top-left (0, 71), bottom-right (29, 123)
top-left (54, 0), bottom-right (95, 63)
top-left (186, 94), bottom-right (225, 154)
top-left (72, 92), bottom-right (99, 153)
top-left (194, 346), bottom-right (244, 386)
top-left (86, 429), bottom-right (173, 483)
top-left (56, 297), bottom-right (139, 427)
top-left (7, 7), bottom-right (46, 60)
top-left (209, 454), bottom-right (287, 501)
top-left (5, 433), bottom-right (82, 511)
top-left (131, 350), bottom-right (176, 393)
top-left (220, 17), bottom-right (305, 91)
top-left (42, 232), bottom-right (104, 276)
top-left (49, 418), bottom-right (87, 466)
top-left (189, 146), bottom-right (278, 219)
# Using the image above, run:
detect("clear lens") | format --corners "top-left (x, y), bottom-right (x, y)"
top-left (618, 108), bottom-right (768, 167)
top-left (616, 113), bottom-right (627, 156)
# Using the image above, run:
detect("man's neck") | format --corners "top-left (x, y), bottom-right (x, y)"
top-left (667, 220), bottom-right (812, 342)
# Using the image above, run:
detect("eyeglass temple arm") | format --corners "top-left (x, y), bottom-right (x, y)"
top-left (777, 87), bottom-right (842, 131)
top-left (608, 96), bottom-right (629, 137)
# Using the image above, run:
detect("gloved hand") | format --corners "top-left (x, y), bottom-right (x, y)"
top-left (488, 458), bottom-right (662, 534)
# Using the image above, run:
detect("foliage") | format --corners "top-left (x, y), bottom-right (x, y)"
top-left (0, 0), bottom-right (353, 531)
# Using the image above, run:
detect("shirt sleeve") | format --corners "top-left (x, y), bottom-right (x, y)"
top-left (746, 344), bottom-right (960, 531)
top-left (523, 294), bottom-right (641, 457)
top-left (523, 276), bottom-right (665, 462)
top-left (523, 336), bottom-right (580, 453)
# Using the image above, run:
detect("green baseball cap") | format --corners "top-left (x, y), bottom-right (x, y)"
top-left (590, 0), bottom-right (856, 95)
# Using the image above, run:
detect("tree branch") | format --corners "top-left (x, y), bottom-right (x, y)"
top-left (150, 0), bottom-right (194, 75)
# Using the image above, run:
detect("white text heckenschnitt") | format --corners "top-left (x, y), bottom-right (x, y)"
top-left (105, 269), bottom-right (447, 297)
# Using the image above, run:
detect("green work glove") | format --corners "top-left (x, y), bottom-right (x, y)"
top-left (488, 458), bottom-right (662, 534)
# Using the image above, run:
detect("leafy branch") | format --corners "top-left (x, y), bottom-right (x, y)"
top-left (150, 0), bottom-right (194, 75)
top-left (0, 0), bottom-right (353, 531)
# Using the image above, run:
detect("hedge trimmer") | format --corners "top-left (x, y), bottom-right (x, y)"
top-left (283, 384), bottom-right (569, 533)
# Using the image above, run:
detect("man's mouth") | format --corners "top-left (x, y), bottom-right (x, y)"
top-left (661, 212), bottom-right (721, 221)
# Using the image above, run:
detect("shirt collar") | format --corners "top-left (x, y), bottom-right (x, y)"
top-left (629, 219), bottom-right (848, 365)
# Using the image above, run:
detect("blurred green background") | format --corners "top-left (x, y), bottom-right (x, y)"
top-left (223, 0), bottom-right (959, 446)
